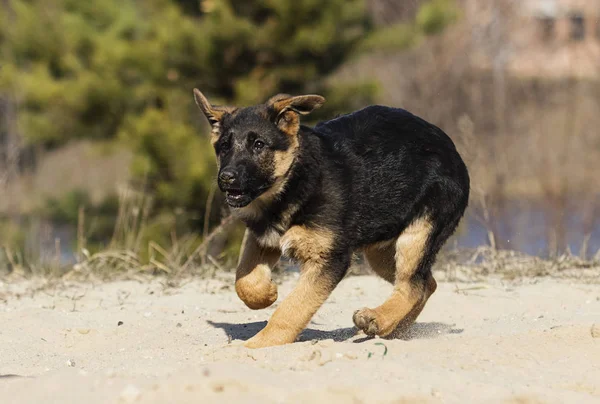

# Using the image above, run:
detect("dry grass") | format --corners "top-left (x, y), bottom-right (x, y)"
top-left (0, 183), bottom-right (238, 281)
top-left (3, 1), bottom-right (600, 280)
top-left (61, 185), bottom-right (239, 281)
top-left (4, 208), bottom-right (599, 285)
top-left (65, 217), bottom-right (238, 282)
top-left (434, 246), bottom-right (600, 284)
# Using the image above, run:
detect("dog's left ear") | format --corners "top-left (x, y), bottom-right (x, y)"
top-left (193, 88), bottom-right (235, 126)
top-left (266, 94), bottom-right (325, 136)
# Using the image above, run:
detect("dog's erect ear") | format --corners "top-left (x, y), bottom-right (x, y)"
top-left (193, 88), bottom-right (235, 126)
top-left (266, 94), bottom-right (326, 136)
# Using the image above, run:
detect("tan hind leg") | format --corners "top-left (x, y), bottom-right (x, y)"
top-left (394, 273), bottom-right (437, 334)
top-left (353, 217), bottom-right (435, 337)
top-left (363, 240), bottom-right (396, 284)
top-left (362, 242), bottom-right (437, 334)
top-left (235, 229), bottom-right (280, 310)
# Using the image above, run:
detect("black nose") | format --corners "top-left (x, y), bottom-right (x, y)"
top-left (219, 169), bottom-right (237, 184)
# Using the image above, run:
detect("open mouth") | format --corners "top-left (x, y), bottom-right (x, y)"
top-left (225, 189), bottom-right (252, 208)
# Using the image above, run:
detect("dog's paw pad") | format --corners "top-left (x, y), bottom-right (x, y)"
top-left (353, 308), bottom-right (380, 336)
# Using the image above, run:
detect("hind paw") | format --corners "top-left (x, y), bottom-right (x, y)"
top-left (353, 308), bottom-right (381, 336)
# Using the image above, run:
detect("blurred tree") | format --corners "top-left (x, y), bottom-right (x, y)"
top-left (0, 0), bottom-right (458, 260)
top-left (416, 0), bottom-right (458, 35)
top-left (198, 0), bottom-right (377, 110)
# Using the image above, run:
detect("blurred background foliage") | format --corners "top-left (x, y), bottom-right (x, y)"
top-left (0, 0), bottom-right (458, 271)
top-left (6, 0), bottom-right (596, 275)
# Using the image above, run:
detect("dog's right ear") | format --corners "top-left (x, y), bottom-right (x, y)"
top-left (193, 89), bottom-right (235, 126)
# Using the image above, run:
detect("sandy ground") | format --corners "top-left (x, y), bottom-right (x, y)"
top-left (0, 272), bottom-right (599, 404)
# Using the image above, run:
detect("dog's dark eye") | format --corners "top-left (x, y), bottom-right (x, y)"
top-left (253, 140), bottom-right (265, 150)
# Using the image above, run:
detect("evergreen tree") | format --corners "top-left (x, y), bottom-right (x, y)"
top-left (0, 0), bottom-right (458, 257)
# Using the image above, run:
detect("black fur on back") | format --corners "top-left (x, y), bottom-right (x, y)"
top-left (243, 105), bottom-right (470, 278)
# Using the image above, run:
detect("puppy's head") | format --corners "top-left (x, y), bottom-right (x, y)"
top-left (193, 89), bottom-right (325, 208)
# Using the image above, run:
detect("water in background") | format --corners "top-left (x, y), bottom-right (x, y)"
top-left (457, 203), bottom-right (600, 257)
top-left (36, 203), bottom-right (600, 266)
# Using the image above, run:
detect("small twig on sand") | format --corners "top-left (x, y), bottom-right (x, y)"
top-left (70, 291), bottom-right (86, 312)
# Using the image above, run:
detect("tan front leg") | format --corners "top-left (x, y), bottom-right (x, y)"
top-left (235, 230), bottom-right (280, 310)
top-left (245, 226), bottom-right (343, 349)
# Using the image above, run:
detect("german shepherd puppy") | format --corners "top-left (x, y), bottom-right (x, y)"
top-left (193, 89), bottom-right (469, 349)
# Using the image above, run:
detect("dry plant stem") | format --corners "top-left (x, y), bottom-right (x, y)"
top-left (3, 246), bottom-right (18, 270)
top-left (129, 201), bottom-right (140, 249)
top-left (470, 193), bottom-right (497, 251)
top-left (110, 187), bottom-right (128, 248)
top-left (0, 93), bottom-right (22, 192)
top-left (77, 206), bottom-right (86, 262)
top-left (579, 197), bottom-right (597, 259)
top-left (148, 241), bottom-right (177, 273)
top-left (149, 258), bottom-right (171, 274)
top-left (201, 183), bottom-right (217, 267)
top-left (134, 194), bottom-right (152, 253)
top-left (203, 183), bottom-right (217, 241)
top-left (109, 186), bottom-right (152, 252)
top-left (181, 215), bottom-right (237, 272)
top-left (54, 238), bottom-right (60, 270)
top-left (580, 233), bottom-right (591, 259)
top-left (207, 254), bottom-right (225, 272)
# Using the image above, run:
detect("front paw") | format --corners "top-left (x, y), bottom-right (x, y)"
top-left (235, 265), bottom-right (278, 310)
